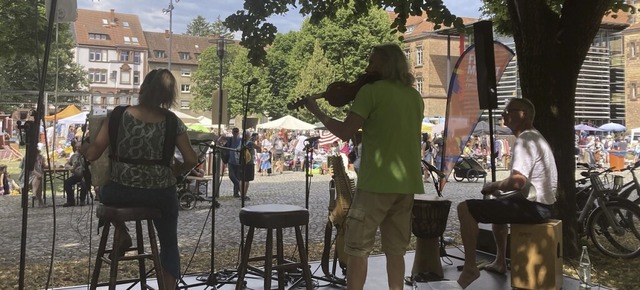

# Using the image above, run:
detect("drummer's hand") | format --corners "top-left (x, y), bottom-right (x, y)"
top-left (304, 96), bottom-right (321, 115)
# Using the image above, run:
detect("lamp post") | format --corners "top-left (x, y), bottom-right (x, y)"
top-left (162, 0), bottom-right (179, 70)
top-left (205, 35), bottom-right (233, 285)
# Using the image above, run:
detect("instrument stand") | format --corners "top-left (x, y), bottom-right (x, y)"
top-left (288, 141), bottom-right (347, 288)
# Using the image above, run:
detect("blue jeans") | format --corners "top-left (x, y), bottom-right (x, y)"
top-left (228, 163), bottom-right (241, 196)
top-left (100, 181), bottom-right (180, 278)
top-left (64, 175), bottom-right (87, 204)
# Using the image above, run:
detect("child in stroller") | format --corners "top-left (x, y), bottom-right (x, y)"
top-left (176, 158), bottom-right (220, 210)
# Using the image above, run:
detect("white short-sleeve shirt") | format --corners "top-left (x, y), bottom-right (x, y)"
top-left (510, 129), bottom-right (558, 205)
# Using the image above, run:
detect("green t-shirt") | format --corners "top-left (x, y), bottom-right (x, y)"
top-left (350, 80), bottom-right (425, 194)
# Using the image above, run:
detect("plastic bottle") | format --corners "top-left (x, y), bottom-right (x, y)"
top-left (579, 245), bottom-right (591, 289)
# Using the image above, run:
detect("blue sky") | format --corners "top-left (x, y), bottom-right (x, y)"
top-left (78, 0), bottom-right (483, 35)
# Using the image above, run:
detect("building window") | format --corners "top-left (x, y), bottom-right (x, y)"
top-left (122, 21), bottom-right (129, 28)
top-left (120, 71), bottom-right (131, 84)
top-left (416, 77), bottom-right (423, 96)
top-left (631, 42), bottom-right (637, 58)
top-left (120, 50), bottom-right (130, 62)
top-left (88, 33), bottom-right (108, 40)
top-left (416, 46), bottom-right (423, 66)
top-left (101, 19), bottom-right (108, 25)
top-left (632, 83), bottom-right (638, 101)
top-left (405, 25), bottom-right (415, 33)
top-left (154, 50), bottom-right (166, 58)
top-left (181, 70), bottom-right (191, 77)
top-left (179, 52), bottom-right (190, 60)
top-left (89, 49), bottom-right (106, 62)
top-left (133, 51), bottom-right (140, 64)
top-left (133, 71), bottom-right (140, 85)
top-left (180, 100), bottom-right (190, 109)
top-left (181, 84), bottom-right (191, 93)
top-left (131, 37), bottom-right (139, 44)
top-left (88, 69), bottom-right (107, 83)
top-left (124, 36), bottom-right (131, 44)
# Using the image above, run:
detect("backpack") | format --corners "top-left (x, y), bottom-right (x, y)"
top-left (108, 105), bottom-right (177, 167)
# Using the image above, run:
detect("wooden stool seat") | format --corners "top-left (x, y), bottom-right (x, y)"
top-left (236, 204), bottom-right (313, 290)
top-left (186, 175), bottom-right (211, 196)
top-left (90, 204), bottom-right (164, 290)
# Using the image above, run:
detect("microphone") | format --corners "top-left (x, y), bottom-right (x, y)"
top-left (244, 78), bottom-right (259, 86)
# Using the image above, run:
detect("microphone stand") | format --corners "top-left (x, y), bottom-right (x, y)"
top-left (188, 81), bottom-right (256, 288)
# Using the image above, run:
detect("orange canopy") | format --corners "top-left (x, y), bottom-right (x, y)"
top-left (45, 105), bottom-right (81, 121)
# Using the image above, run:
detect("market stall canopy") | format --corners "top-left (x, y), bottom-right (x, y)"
top-left (45, 105), bottom-right (80, 121)
top-left (598, 122), bottom-right (626, 132)
top-left (170, 110), bottom-right (199, 124)
top-left (319, 130), bottom-right (340, 147)
top-left (256, 115), bottom-right (316, 130)
top-left (57, 111), bottom-right (88, 126)
top-left (575, 124), bottom-right (603, 131)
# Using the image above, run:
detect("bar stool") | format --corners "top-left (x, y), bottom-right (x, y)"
top-left (90, 204), bottom-right (164, 290)
top-left (236, 204), bottom-right (313, 290)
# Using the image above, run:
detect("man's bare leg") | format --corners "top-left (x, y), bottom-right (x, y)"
top-left (457, 202), bottom-right (480, 288)
top-left (347, 255), bottom-right (367, 290)
top-left (386, 254), bottom-right (405, 290)
top-left (484, 224), bottom-right (508, 273)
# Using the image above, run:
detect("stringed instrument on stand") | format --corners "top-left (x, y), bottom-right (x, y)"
top-left (321, 155), bottom-right (355, 280)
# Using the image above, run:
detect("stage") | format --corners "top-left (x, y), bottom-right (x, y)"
top-left (54, 248), bottom-right (601, 290)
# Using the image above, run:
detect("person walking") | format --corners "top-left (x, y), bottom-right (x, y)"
top-left (305, 43), bottom-right (424, 290)
top-left (81, 69), bottom-right (197, 290)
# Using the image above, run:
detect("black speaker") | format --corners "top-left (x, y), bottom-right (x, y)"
top-left (474, 20), bottom-right (498, 110)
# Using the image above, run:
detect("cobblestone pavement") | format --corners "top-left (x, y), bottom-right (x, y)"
top-left (0, 170), bottom-right (510, 267)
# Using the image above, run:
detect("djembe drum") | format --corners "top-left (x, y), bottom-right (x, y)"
top-left (411, 195), bottom-right (452, 278)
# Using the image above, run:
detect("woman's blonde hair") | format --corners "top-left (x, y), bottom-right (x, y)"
top-left (139, 69), bottom-right (177, 109)
top-left (371, 43), bottom-right (415, 86)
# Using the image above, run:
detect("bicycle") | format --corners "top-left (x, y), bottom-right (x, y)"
top-left (611, 160), bottom-right (640, 205)
top-left (575, 163), bottom-right (640, 258)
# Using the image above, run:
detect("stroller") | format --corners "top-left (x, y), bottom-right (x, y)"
top-left (176, 158), bottom-right (219, 210)
top-left (452, 156), bottom-right (487, 183)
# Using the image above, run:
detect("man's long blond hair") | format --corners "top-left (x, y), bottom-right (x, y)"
top-left (371, 43), bottom-right (415, 87)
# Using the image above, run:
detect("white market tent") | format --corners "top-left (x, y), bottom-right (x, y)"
top-left (57, 111), bottom-right (89, 126)
top-left (256, 115), bottom-right (316, 130)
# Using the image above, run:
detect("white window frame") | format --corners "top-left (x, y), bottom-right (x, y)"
top-left (154, 50), bottom-right (166, 58)
top-left (179, 52), bottom-right (190, 60)
top-left (120, 71), bottom-right (131, 84)
top-left (133, 71), bottom-right (140, 85)
top-left (123, 36), bottom-right (131, 44)
top-left (416, 77), bottom-right (423, 96)
top-left (632, 83), bottom-right (638, 101)
top-left (416, 46), bottom-right (423, 66)
top-left (180, 84), bottom-right (191, 93)
top-left (181, 70), bottom-right (191, 77)
top-left (133, 51), bottom-right (140, 64)
top-left (180, 100), bottom-right (190, 109)
top-left (131, 37), bottom-right (139, 44)
top-left (122, 21), bottom-right (129, 28)
top-left (120, 50), bottom-right (130, 62)
top-left (89, 49), bottom-right (105, 62)
top-left (101, 19), bottom-right (108, 25)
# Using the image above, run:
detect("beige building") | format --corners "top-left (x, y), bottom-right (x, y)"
top-left (144, 31), bottom-right (216, 117)
top-left (72, 9), bottom-right (147, 109)
top-left (624, 21), bottom-right (640, 131)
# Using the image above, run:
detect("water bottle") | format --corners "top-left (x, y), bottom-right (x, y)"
top-left (579, 245), bottom-right (591, 289)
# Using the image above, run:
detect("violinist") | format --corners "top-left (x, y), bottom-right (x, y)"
top-left (304, 43), bottom-right (424, 290)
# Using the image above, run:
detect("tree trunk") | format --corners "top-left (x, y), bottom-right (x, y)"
top-left (506, 0), bottom-right (610, 258)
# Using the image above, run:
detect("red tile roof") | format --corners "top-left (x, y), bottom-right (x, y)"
top-left (73, 9), bottom-right (147, 49)
top-left (386, 11), bottom-right (477, 39)
top-left (144, 31), bottom-right (217, 65)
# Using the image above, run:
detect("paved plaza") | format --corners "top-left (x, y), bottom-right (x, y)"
top-left (0, 170), bottom-right (502, 272)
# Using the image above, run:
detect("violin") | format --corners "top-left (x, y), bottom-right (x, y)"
top-left (287, 72), bottom-right (381, 110)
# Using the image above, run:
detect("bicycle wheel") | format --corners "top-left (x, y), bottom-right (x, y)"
top-left (453, 170), bottom-right (463, 182)
top-left (179, 192), bottom-right (197, 210)
top-left (466, 170), bottom-right (479, 183)
top-left (587, 200), bottom-right (640, 258)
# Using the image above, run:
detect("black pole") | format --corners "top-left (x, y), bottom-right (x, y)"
top-left (19, 1), bottom-right (58, 288)
top-left (488, 109), bottom-right (497, 182)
